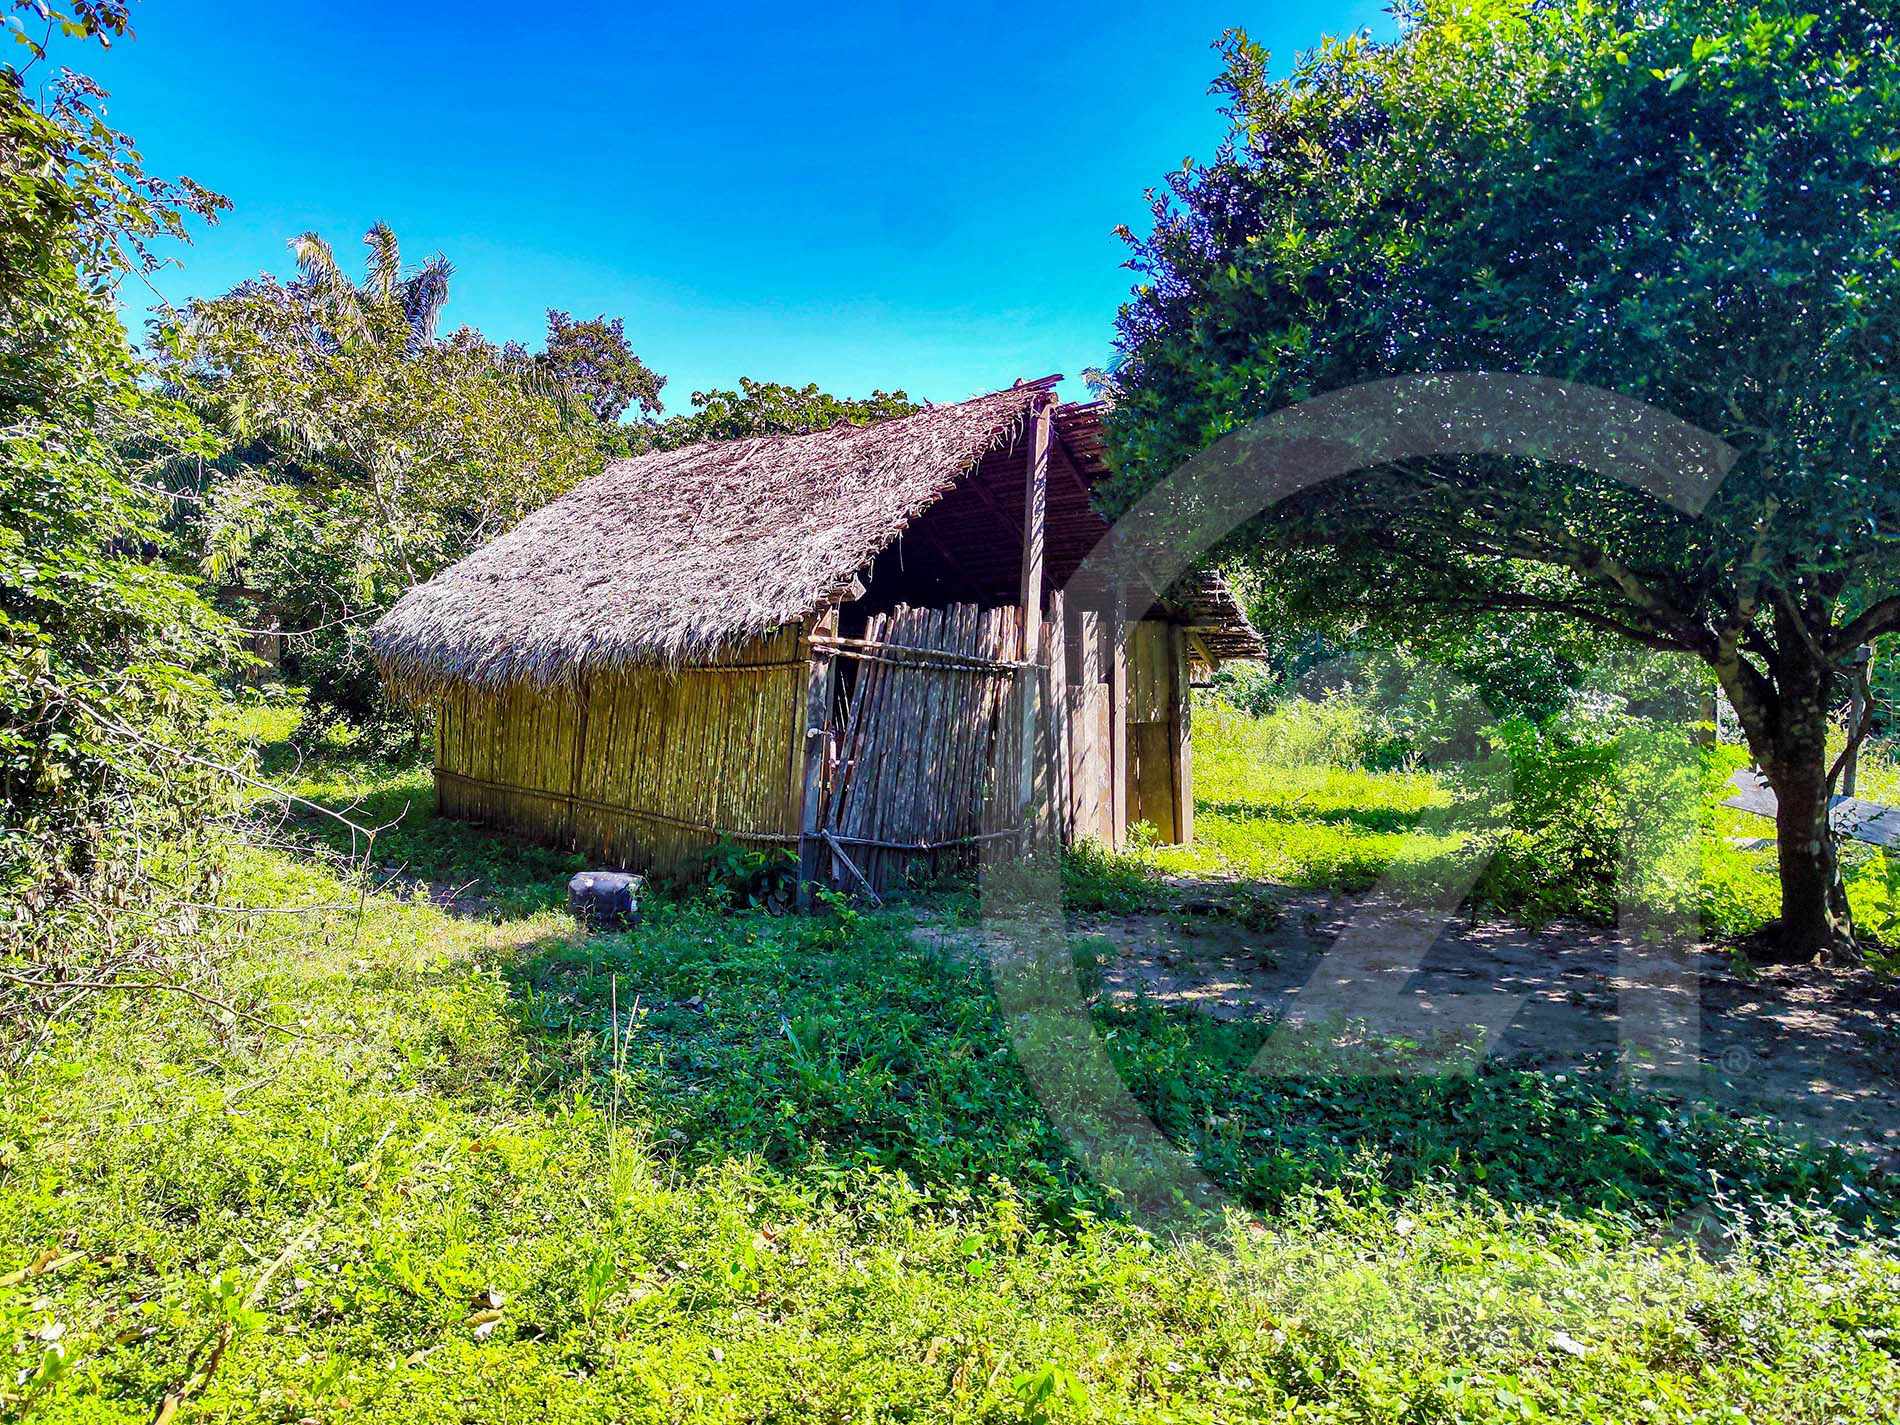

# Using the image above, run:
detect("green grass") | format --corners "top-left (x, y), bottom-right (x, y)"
top-left (3, 705), bottom-right (1897, 1421)
top-left (1145, 698), bottom-right (1470, 894)
top-left (1143, 697), bottom-right (1900, 953)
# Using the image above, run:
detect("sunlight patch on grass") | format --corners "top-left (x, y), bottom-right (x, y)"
top-left (1153, 726), bottom-right (1472, 892)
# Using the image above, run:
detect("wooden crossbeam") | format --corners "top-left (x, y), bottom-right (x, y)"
top-left (1722, 769), bottom-right (1900, 848)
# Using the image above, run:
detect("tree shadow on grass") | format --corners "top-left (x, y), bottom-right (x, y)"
top-left (1197, 798), bottom-right (1437, 835)
top-left (495, 899), bottom-right (1897, 1239)
top-left (259, 746), bottom-right (582, 918)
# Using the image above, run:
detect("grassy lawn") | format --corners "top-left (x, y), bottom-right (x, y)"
top-left (1148, 697), bottom-right (1900, 956)
top-left (3, 703), bottom-right (1897, 1421)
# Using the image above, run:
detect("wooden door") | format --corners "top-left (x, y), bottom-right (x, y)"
top-left (1124, 621), bottom-right (1182, 843)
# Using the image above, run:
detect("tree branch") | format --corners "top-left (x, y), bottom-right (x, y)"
top-left (1828, 596), bottom-right (1900, 656)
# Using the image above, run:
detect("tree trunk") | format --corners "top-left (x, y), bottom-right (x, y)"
top-left (1718, 614), bottom-right (1856, 964)
top-left (1759, 677), bottom-right (1855, 963)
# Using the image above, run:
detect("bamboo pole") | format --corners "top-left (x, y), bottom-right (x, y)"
top-left (1017, 400), bottom-right (1052, 844)
top-left (796, 608), bottom-right (841, 907)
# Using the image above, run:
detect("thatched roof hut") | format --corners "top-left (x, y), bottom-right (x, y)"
top-left (373, 378), bottom-right (1261, 894)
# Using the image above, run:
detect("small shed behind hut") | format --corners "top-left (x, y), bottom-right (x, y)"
top-left (371, 379), bottom-right (1263, 894)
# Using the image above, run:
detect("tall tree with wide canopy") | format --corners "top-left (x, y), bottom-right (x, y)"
top-left (1108, 0), bottom-right (1899, 959)
top-left (537, 309), bottom-right (665, 425)
top-left (169, 225), bottom-right (606, 741)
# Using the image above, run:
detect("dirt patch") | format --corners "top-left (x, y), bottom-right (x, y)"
top-left (372, 863), bottom-right (496, 919)
top-left (920, 885), bottom-right (1900, 1167)
top-left (1091, 888), bottom-right (1898, 1164)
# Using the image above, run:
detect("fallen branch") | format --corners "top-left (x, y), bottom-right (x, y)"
top-left (0, 969), bottom-right (303, 1041)
top-left (0, 1247), bottom-right (87, 1290)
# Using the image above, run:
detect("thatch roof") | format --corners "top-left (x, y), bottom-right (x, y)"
top-left (373, 380), bottom-right (1260, 694)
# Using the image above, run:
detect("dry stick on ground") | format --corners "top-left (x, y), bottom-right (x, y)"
top-left (820, 830), bottom-right (883, 907)
top-left (0, 969), bottom-right (305, 1041)
top-left (0, 1247), bottom-right (88, 1290)
top-left (8, 711), bottom-right (397, 1050)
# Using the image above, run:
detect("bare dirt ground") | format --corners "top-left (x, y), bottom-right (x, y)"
top-left (1058, 882), bottom-right (1900, 1168)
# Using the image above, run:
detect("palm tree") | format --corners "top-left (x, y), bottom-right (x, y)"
top-left (289, 223), bottom-right (454, 353)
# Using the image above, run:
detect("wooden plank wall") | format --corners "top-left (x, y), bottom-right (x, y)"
top-left (1124, 620), bottom-right (1182, 844)
top-left (1062, 606), bottom-right (1115, 845)
top-left (434, 627), bottom-right (805, 879)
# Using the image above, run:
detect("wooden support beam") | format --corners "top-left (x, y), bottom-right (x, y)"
top-left (1019, 400), bottom-right (1052, 660)
top-left (795, 607), bottom-right (841, 908)
top-left (1017, 400), bottom-right (1052, 841)
top-left (1168, 625), bottom-right (1193, 845)
top-left (1047, 589), bottom-right (1071, 844)
top-left (1051, 436), bottom-right (1096, 514)
top-left (1108, 598), bottom-right (1128, 849)
top-left (963, 472), bottom-right (1033, 552)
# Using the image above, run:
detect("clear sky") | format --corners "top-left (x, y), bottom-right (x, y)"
top-left (81, 1), bottom-right (1394, 409)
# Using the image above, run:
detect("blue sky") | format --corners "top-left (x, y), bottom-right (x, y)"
top-left (82, 1), bottom-right (1394, 410)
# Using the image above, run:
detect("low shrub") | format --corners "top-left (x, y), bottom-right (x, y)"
top-left (1472, 715), bottom-right (1711, 925)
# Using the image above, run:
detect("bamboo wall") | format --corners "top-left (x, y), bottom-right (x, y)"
top-left (813, 604), bottom-right (1027, 891)
top-left (434, 627), bottom-right (806, 878)
top-left (430, 611), bottom-right (1192, 891)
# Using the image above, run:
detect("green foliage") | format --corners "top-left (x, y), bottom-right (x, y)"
top-left (645, 376), bottom-right (919, 449)
top-left (534, 309), bottom-right (665, 425)
top-left (1159, 688), bottom-right (1900, 950)
top-left (693, 837), bottom-right (794, 910)
top-left (165, 226), bottom-right (609, 745)
top-left (1467, 715), bottom-right (1707, 924)
top-left (1059, 837), bottom-right (1168, 914)
top-left (242, 713), bottom-right (585, 920)
top-left (1111, 0), bottom-right (1900, 954)
top-left (1109, 1000), bottom-right (1885, 1227)
top-left (1, 9), bottom-right (235, 917)
top-left (3, 730), bottom-right (1895, 1419)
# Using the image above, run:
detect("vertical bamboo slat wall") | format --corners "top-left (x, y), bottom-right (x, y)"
top-left (429, 611), bottom-right (1190, 889)
top-left (435, 627), bottom-right (807, 878)
top-left (815, 603), bottom-right (1025, 891)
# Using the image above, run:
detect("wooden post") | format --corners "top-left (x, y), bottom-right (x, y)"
top-left (1017, 399), bottom-right (1052, 840)
top-left (1168, 625), bottom-right (1193, 845)
top-left (1108, 598), bottom-right (1128, 849)
top-left (795, 607), bottom-right (840, 908)
top-left (1844, 643), bottom-right (1873, 796)
top-left (1047, 590), bottom-right (1070, 843)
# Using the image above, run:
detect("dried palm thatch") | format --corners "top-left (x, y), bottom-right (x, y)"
top-left (373, 383), bottom-right (1050, 696)
top-left (374, 378), bottom-right (1265, 699)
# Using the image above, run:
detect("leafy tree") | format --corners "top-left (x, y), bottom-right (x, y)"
top-left (1109, 0), bottom-right (1900, 959)
top-left (536, 309), bottom-right (664, 424)
top-left (649, 377), bottom-right (918, 448)
top-left (167, 226), bottom-right (605, 745)
top-left (1, 0), bottom-right (234, 899)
